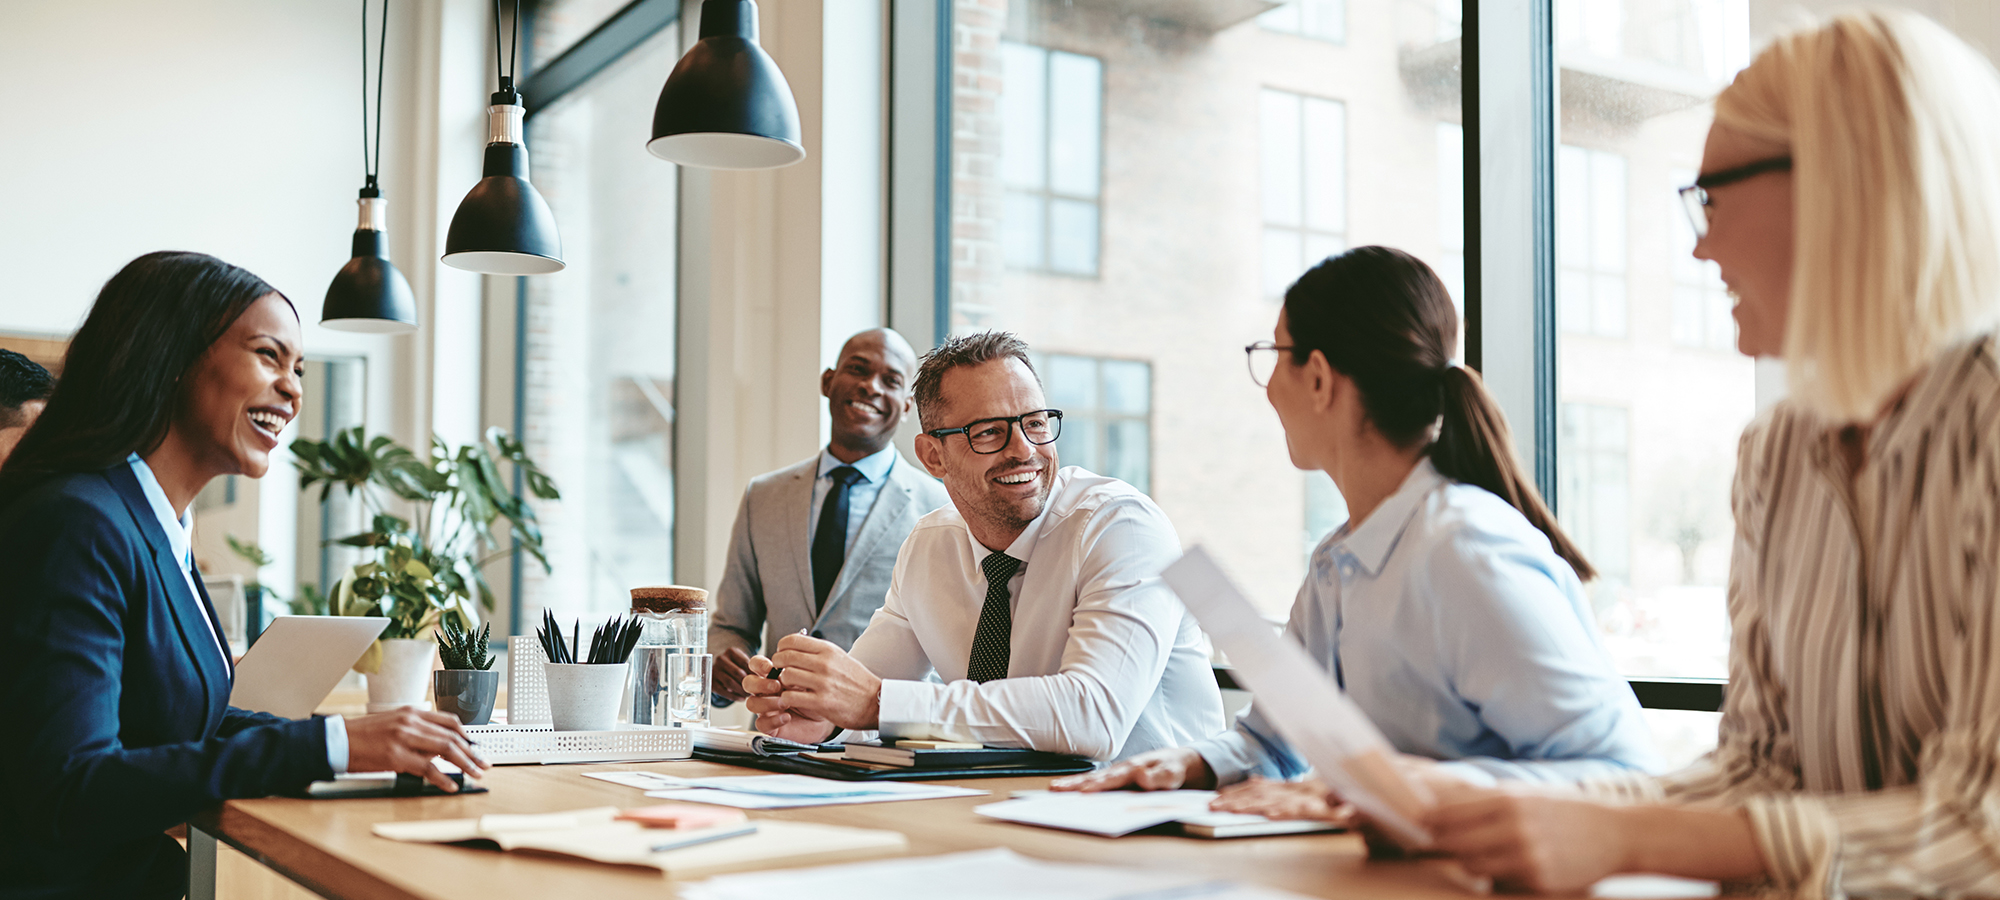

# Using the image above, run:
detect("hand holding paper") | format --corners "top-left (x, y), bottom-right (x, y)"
top-left (1161, 546), bottom-right (1434, 848)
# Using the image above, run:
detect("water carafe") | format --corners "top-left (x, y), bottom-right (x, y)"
top-left (627, 585), bottom-right (711, 726)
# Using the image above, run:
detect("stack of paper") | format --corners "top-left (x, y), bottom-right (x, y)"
top-left (680, 848), bottom-right (1320, 900)
top-left (584, 770), bottom-right (987, 808)
top-left (974, 791), bottom-right (1340, 839)
top-left (372, 807), bottom-right (908, 877)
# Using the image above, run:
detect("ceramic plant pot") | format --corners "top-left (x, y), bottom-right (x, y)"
top-left (543, 662), bottom-right (626, 731)
top-left (433, 669), bottom-right (499, 725)
top-left (364, 638), bottom-right (436, 712)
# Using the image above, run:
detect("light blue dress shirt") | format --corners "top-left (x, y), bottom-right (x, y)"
top-left (1191, 459), bottom-right (1658, 786)
top-left (807, 444), bottom-right (899, 552)
top-left (126, 455), bottom-right (347, 773)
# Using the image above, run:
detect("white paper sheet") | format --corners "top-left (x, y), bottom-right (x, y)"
top-left (1162, 546), bottom-right (1433, 846)
top-left (679, 848), bottom-right (1321, 900)
top-left (974, 790), bottom-right (1219, 836)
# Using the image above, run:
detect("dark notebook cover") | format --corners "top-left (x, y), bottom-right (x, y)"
top-left (845, 741), bottom-right (1080, 770)
top-left (690, 747), bottom-right (1096, 781)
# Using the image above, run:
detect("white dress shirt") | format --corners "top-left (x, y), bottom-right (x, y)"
top-left (806, 444), bottom-right (898, 551)
top-left (127, 455), bottom-right (347, 772)
top-left (850, 466), bottom-right (1226, 761)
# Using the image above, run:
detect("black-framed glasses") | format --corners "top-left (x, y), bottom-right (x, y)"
top-left (1244, 341), bottom-right (1296, 387)
top-left (1677, 155), bottom-right (1792, 240)
top-left (926, 409), bottom-right (1064, 454)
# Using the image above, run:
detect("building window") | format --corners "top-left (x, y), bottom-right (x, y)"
top-left (1261, 89), bottom-right (1346, 298)
top-left (1558, 403), bottom-right (1630, 582)
top-left (1669, 168), bottom-right (1735, 350)
top-left (1557, 145), bottom-right (1627, 337)
top-left (1001, 42), bottom-right (1103, 277)
top-left (1258, 0), bottom-right (1345, 43)
top-left (1037, 354), bottom-right (1151, 493)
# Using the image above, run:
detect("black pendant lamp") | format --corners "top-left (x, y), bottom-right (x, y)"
top-left (647, 0), bottom-right (805, 170)
top-left (442, 0), bottom-right (563, 275)
top-left (324, 0), bottom-right (418, 334)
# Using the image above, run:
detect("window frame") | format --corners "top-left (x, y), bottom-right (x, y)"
top-left (893, 0), bottom-right (1727, 710)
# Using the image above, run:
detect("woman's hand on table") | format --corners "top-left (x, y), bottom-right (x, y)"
top-left (1210, 776), bottom-right (1352, 823)
top-left (345, 708), bottom-right (488, 792)
top-left (1049, 746), bottom-right (1215, 792)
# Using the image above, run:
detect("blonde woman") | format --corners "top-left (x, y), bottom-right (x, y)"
top-left (1424, 11), bottom-right (2000, 896)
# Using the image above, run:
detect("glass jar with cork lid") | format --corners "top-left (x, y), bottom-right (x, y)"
top-left (627, 586), bottom-right (710, 726)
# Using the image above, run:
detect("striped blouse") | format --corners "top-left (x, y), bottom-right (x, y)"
top-left (1588, 336), bottom-right (2000, 898)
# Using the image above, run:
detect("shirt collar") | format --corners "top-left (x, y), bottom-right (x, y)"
top-left (1328, 457), bottom-right (1444, 577)
top-left (126, 453), bottom-right (193, 568)
top-left (818, 444), bottom-right (898, 484)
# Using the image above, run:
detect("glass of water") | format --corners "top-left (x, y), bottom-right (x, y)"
top-left (667, 652), bottom-right (713, 726)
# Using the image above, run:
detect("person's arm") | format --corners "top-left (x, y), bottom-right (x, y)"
top-left (0, 501), bottom-right (332, 844)
top-left (870, 504), bottom-right (1183, 760)
top-left (1416, 530), bottom-right (1659, 785)
top-left (709, 485), bottom-right (765, 701)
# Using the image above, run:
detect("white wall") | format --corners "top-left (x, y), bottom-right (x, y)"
top-left (0, 0), bottom-right (492, 587)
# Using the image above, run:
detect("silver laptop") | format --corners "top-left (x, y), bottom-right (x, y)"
top-left (228, 616), bottom-right (389, 719)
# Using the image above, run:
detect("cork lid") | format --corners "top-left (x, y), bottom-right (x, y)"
top-left (630, 585), bottom-right (708, 612)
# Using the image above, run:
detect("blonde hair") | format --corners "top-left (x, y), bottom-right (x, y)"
top-left (1717, 10), bottom-right (2000, 421)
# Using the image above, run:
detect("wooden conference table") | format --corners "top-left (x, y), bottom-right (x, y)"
top-left (186, 758), bottom-right (1486, 900)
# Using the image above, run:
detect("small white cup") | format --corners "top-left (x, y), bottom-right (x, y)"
top-left (543, 662), bottom-right (626, 731)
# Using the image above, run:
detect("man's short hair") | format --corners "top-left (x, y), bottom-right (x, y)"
top-left (0, 350), bottom-right (53, 429)
top-left (912, 331), bottom-right (1039, 430)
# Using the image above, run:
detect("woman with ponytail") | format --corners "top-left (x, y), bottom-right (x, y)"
top-left (1054, 245), bottom-right (1655, 808)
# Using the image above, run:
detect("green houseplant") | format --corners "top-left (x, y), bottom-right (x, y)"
top-left (433, 620), bottom-right (499, 725)
top-left (291, 425), bottom-right (558, 706)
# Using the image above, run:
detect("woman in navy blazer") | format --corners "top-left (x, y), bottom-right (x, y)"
top-left (0, 252), bottom-right (487, 899)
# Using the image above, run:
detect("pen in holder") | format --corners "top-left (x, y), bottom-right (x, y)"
top-left (539, 612), bottom-right (642, 731)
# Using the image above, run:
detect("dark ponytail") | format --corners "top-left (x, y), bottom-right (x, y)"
top-left (1282, 246), bottom-right (1594, 580)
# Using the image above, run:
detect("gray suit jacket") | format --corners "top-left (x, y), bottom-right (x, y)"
top-left (709, 451), bottom-right (952, 659)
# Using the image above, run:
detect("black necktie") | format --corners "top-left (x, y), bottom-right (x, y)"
top-left (811, 466), bottom-right (862, 613)
top-left (967, 551), bottom-right (1021, 683)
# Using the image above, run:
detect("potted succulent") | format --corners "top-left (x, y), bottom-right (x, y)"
top-left (434, 619), bottom-right (499, 725)
top-left (291, 425), bottom-right (559, 710)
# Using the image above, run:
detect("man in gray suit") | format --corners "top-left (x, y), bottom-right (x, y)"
top-left (710, 327), bottom-right (951, 703)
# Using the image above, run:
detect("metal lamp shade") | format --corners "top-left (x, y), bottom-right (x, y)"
top-left (323, 230), bottom-right (417, 333)
top-left (443, 143), bottom-right (565, 275)
top-left (646, 0), bottom-right (804, 170)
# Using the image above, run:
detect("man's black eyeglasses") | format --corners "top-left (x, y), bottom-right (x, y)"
top-left (1678, 156), bottom-right (1792, 240)
top-left (925, 410), bottom-right (1064, 454)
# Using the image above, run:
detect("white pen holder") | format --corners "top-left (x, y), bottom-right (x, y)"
top-left (543, 662), bottom-right (626, 732)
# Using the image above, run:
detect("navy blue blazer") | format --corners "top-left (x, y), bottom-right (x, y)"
top-left (0, 464), bottom-right (331, 899)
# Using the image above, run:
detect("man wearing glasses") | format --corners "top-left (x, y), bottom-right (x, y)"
top-left (741, 331), bottom-right (1224, 761)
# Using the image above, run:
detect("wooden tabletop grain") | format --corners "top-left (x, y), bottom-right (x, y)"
top-left (190, 759), bottom-right (1483, 900)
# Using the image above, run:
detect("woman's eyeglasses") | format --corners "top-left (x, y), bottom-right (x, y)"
top-left (1678, 155), bottom-right (1792, 240)
top-left (1244, 341), bottom-right (1296, 387)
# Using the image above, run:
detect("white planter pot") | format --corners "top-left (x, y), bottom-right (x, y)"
top-left (544, 662), bottom-right (626, 731)
top-left (364, 638), bottom-right (436, 713)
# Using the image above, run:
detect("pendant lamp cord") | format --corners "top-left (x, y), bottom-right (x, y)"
top-left (360, 0), bottom-right (389, 190)
top-left (493, 0), bottom-right (522, 91)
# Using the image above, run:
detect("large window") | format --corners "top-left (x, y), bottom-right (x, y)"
top-left (950, 0), bottom-right (1461, 616)
top-left (514, 19), bottom-right (682, 621)
top-left (1001, 42), bottom-right (1103, 277)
